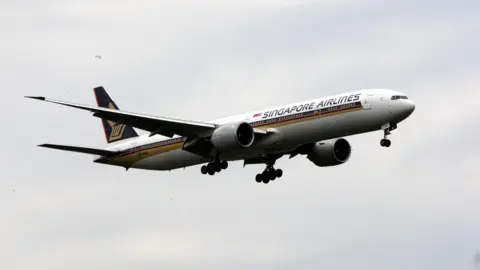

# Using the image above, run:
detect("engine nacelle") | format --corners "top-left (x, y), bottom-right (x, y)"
top-left (307, 138), bottom-right (351, 167)
top-left (210, 122), bottom-right (255, 151)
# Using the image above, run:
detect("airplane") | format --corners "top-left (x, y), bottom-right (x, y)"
top-left (26, 87), bottom-right (415, 184)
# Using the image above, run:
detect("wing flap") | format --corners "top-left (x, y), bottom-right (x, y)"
top-left (39, 144), bottom-right (118, 157)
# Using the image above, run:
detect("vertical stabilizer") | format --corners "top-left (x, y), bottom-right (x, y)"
top-left (93, 86), bottom-right (139, 143)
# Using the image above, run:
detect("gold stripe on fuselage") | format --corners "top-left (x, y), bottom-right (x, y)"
top-left (112, 140), bottom-right (184, 167)
top-left (107, 104), bottom-right (363, 167)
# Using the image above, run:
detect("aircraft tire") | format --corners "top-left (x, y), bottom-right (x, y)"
top-left (207, 163), bottom-right (215, 175)
top-left (221, 160), bottom-right (228, 169)
top-left (262, 171), bottom-right (269, 180)
top-left (275, 169), bottom-right (283, 178)
top-left (267, 168), bottom-right (276, 180)
top-left (380, 139), bottom-right (391, 147)
top-left (255, 174), bottom-right (262, 183)
top-left (201, 165), bottom-right (208, 175)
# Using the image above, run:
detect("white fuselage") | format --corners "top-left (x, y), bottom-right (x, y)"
top-left (99, 89), bottom-right (415, 170)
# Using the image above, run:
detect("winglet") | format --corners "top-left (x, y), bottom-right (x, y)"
top-left (25, 96), bottom-right (46, 100)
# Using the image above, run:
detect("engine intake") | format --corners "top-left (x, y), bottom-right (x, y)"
top-left (307, 138), bottom-right (351, 167)
top-left (210, 122), bottom-right (254, 151)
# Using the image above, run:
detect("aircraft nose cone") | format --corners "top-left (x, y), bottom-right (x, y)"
top-left (407, 100), bottom-right (415, 112)
top-left (402, 100), bottom-right (415, 117)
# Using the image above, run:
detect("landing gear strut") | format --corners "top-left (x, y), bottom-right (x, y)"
top-left (200, 159), bottom-right (228, 176)
top-left (380, 123), bottom-right (397, 147)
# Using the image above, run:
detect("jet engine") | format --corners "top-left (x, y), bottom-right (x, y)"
top-left (210, 122), bottom-right (255, 151)
top-left (307, 138), bottom-right (351, 167)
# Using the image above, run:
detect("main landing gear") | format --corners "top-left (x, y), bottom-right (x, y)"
top-left (255, 165), bottom-right (283, 184)
top-left (200, 159), bottom-right (228, 175)
top-left (380, 123), bottom-right (397, 147)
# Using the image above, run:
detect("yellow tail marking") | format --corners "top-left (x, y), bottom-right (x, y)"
top-left (106, 102), bottom-right (126, 141)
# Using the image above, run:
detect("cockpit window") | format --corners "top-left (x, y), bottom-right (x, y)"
top-left (391, 95), bottom-right (408, 100)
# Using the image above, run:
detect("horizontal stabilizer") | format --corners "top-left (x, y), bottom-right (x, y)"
top-left (38, 144), bottom-right (117, 157)
top-left (25, 96), bottom-right (46, 100)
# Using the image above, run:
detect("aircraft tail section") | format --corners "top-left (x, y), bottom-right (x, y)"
top-left (93, 86), bottom-right (139, 143)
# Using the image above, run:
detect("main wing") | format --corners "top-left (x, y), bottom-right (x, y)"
top-left (25, 96), bottom-right (268, 139)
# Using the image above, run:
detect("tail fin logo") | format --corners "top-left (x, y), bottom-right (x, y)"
top-left (106, 102), bottom-right (126, 141)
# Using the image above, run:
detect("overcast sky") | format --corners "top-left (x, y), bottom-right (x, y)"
top-left (2, 1), bottom-right (480, 269)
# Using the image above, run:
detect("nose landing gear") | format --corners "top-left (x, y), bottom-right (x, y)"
top-left (380, 138), bottom-right (391, 147)
top-left (380, 123), bottom-right (397, 147)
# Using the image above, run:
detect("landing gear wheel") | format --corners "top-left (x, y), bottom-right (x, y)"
top-left (268, 168), bottom-right (276, 180)
top-left (254, 155), bottom-right (284, 183)
top-left (262, 171), bottom-right (269, 181)
top-left (221, 160), bottom-right (228, 169)
top-left (275, 169), bottom-right (283, 178)
top-left (201, 155), bottom-right (229, 175)
top-left (207, 163), bottom-right (215, 175)
top-left (380, 139), bottom-right (391, 147)
top-left (214, 163), bottom-right (222, 172)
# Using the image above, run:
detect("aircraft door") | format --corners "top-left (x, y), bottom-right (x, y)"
top-left (362, 95), bottom-right (372, 110)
